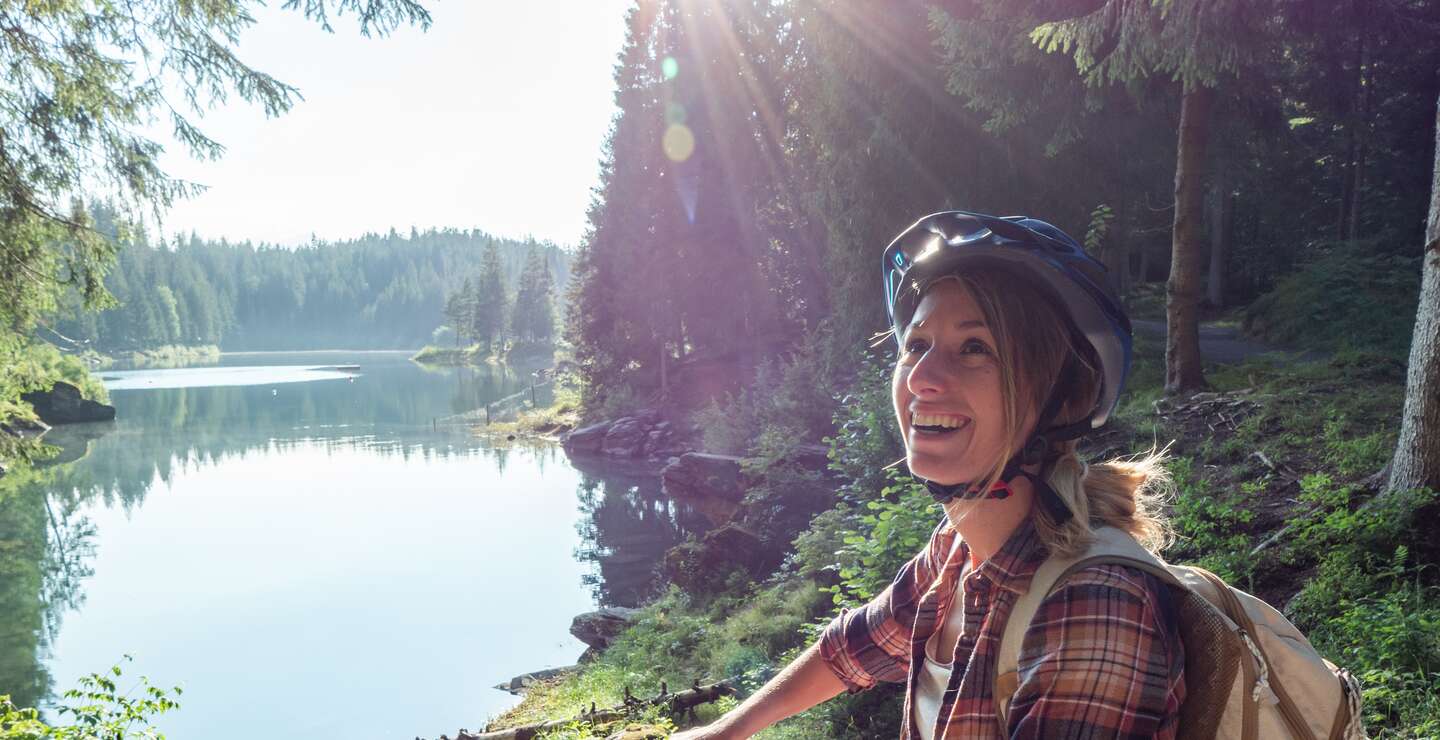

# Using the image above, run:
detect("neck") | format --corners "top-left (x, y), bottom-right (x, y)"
top-left (943, 474), bottom-right (1036, 568)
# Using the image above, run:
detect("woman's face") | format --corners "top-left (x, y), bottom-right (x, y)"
top-left (893, 279), bottom-right (1025, 486)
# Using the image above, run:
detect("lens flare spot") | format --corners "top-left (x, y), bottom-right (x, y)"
top-left (661, 56), bottom-right (679, 80)
top-left (665, 101), bottom-right (687, 125)
top-left (662, 123), bottom-right (695, 162)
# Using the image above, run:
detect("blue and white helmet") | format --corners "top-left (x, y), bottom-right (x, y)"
top-left (882, 210), bottom-right (1133, 428)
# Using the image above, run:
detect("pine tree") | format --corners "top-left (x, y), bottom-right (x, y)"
top-left (937, 0), bottom-right (1279, 394)
top-left (0, 0), bottom-right (429, 338)
top-left (472, 242), bottom-right (509, 354)
top-left (512, 247), bottom-right (555, 343)
top-left (444, 281), bottom-right (474, 346)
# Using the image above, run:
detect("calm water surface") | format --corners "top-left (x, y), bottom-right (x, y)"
top-left (0, 351), bottom-right (705, 739)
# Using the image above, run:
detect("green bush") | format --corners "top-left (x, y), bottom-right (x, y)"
top-left (1164, 456), bottom-right (1255, 584)
top-left (825, 350), bottom-right (905, 506)
top-left (1243, 241), bottom-right (1419, 358)
top-left (1, 336), bottom-right (109, 466)
top-left (0, 657), bottom-right (179, 738)
top-left (822, 471), bottom-right (935, 608)
top-left (694, 383), bottom-right (760, 457)
top-left (1278, 481), bottom-right (1440, 737)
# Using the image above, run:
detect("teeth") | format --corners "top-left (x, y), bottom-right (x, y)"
top-left (912, 413), bottom-right (966, 429)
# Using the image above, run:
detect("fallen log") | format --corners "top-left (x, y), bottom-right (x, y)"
top-left (436, 678), bottom-right (737, 740)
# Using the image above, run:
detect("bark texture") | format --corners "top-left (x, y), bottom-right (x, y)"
top-left (1166, 86), bottom-right (1213, 395)
top-left (1386, 93), bottom-right (1440, 494)
top-left (1208, 160), bottom-right (1229, 308)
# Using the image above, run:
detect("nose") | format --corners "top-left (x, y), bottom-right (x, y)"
top-left (906, 346), bottom-right (949, 397)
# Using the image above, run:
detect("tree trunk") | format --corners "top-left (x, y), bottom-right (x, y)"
top-left (1386, 93), bottom-right (1440, 494)
top-left (1114, 199), bottom-right (1131, 297)
top-left (1349, 51), bottom-right (1371, 243)
top-left (1166, 85), bottom-right (1213, 395)
top-left (1338, 8), bottom-right (1371, 242)
top-left (1207, 160), bottom-right (1229, 308)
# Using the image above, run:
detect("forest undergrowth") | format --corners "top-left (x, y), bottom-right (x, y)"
top-left (492, 327), bottom-right (1435, 739)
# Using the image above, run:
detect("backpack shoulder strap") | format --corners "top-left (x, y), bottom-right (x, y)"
top-left (994, 527), bottom-right (1181, 730)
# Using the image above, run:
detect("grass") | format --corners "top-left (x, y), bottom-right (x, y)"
top-left (411, 344), bottom-right (491, 365)
top-left (107, 344), bottom-right (220, 368)
top-left (1101, 341), bottom-right (1434, 737)
top-left (486, 584), bottom-right (828, 738)
top-left (413, 340), bottom-right (557, 367)
top-left (474, 374), bottom-right (582, 443)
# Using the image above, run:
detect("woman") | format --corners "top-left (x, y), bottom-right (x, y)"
top-left (673, 211), bottom-right (1185, 739)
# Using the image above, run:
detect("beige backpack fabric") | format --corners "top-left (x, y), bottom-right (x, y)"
top-left (994, 526), bottom-right (1366, 740)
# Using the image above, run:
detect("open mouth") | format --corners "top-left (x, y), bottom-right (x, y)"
top-left (910, 412), bottom-right (970, 437)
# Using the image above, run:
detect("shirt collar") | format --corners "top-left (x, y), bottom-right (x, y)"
top-left (943, 516), bottom-right (1049, 595)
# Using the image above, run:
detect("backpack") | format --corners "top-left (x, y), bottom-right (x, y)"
top-left (993, 526), bottom-right (1367, 740)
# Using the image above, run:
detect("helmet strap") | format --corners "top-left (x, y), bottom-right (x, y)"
top-left (913, 367), bottom-right (1095, 525)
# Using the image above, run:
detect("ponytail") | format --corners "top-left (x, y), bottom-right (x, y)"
top-left (1035, 443), bottom-right (1174, 558)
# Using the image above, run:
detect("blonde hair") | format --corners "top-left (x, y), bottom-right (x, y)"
top-left (913, 263), bottom-right (1173, 558)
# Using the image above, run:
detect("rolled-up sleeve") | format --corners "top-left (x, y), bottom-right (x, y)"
top-left (1007, 565), bottom-right (1186, 740)
top-left (818, 582), bottom-right (909, 691)
top-left (818, 518), bottom-right (954, 693)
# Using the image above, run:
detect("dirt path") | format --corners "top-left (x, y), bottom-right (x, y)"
top-left (1130, 319), bottom-right (1326, 364)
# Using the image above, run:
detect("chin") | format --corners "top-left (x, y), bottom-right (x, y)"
top-left (907, 456), bottom-right (974, 486)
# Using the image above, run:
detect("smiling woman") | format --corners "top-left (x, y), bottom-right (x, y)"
top-left (673, 211), bottom-right (1184, 740)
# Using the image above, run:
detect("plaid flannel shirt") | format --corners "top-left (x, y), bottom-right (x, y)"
top-left (819, 517), bottom-right (1185, 739)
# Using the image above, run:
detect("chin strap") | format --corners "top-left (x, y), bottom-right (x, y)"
top-left (915, 372), bottom-right (1095, 526)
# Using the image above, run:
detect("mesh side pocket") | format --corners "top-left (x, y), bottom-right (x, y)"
top-left (1176, 589), bottom-right (1243, 740)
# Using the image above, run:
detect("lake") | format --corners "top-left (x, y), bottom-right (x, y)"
top-left (0, 351), bottom-right (706, 739)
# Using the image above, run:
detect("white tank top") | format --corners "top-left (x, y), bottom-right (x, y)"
top-left (914, 575), bottom-right (968, 739)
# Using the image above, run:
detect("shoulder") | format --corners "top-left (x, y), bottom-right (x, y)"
top-left (1019, 561), bottom-right (1175, 653)
top-left (1008, 563), bottom-right (1186, 735)
top-left (1049, 562), bottom-right (1169, 606)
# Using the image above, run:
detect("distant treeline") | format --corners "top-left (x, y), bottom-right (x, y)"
top-left (51, 208), bottom-right (571, 351)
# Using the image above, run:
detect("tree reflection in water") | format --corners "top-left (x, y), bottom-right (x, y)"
top-left (0, 356), bottom-right (706, 715)
top-left (0, 442), bottom-right (100, 711)
top-left (571, 459), bottom-right (713, 608)
top-left (0, 355), bottom-right (535, 712)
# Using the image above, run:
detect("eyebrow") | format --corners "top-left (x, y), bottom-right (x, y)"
top-left (908, 319), bottom-right (987, 332)
top-left (903, 319), bottom-right (988, 340)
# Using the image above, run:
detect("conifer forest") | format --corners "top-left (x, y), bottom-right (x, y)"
top-left (2, 0), bottom-right (1440, 738)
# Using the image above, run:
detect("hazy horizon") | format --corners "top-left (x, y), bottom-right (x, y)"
top-left (146, 1), bottom-right (630, 250)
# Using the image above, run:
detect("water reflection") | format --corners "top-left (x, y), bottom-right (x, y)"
top-left (572, 460), bottom-right (712, 608)
top-left (0, 353), bottom-right (705, 735)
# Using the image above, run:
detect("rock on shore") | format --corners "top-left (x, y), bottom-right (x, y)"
top-left (21, 381), bottom-right (116, 424)
top-left (569, 606), bottom-right (642, 653)
top-left (660, 452), bottom-right (746, 525)
top-left (493, 665), bottom-right (578, 695)
top-left (561, 410), bottom-right (689, 462)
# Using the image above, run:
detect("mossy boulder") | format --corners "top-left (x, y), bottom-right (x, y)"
top-left (21, 381), bottom-right (115, 424)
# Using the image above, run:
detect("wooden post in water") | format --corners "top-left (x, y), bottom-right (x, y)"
top-left (485, 404), bottom-right (491, 425)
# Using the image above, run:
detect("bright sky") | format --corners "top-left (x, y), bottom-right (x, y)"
top-left (150, 1), bottom-right (631, 248)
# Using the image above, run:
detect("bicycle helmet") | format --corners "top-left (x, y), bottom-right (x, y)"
top-left (881, 210), bottom-right (1133, 520)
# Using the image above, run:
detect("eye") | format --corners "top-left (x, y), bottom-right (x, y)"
top-left (959, 339), bottom-right (992, 355)
top-left (903, 337), bottom-right (930, 356)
